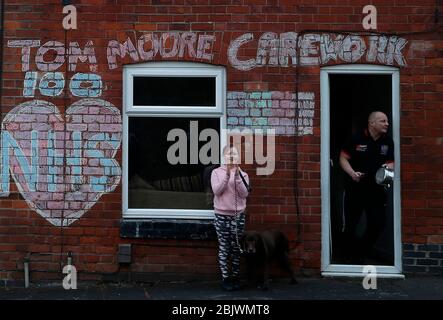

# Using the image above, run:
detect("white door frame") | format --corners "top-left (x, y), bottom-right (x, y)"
top-left (320, 64), bottom-right (403, 277)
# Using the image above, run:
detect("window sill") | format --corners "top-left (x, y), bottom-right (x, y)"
top-left (120, 218), bottom-right (217, 240)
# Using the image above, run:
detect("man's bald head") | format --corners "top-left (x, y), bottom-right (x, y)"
top-left (368, 111), bottom-right (389, 139)
top-left (368, 111), bottom-right (387, 124)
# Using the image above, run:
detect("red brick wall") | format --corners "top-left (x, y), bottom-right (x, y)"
top-left (0, 0), bottom-right (441, 282)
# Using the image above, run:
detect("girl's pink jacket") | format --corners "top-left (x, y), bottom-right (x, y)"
top-left (210, 165), bottom-right (249, 216)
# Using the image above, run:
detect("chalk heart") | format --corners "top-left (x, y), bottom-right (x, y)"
top-left (2, 99), bottom-right (122, 227)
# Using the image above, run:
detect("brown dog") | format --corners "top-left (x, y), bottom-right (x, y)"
top-left (242, 230), bottom-right (297, 290)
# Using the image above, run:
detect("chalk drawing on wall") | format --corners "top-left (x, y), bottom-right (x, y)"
top-left (227, 91), bottom-right (315, 136)
top-left (107, 33), bottom-right (216, 69)
top-left (0, 99), bottom-right (122, 227)
top-left (228, 33), bottom-right (408, 71)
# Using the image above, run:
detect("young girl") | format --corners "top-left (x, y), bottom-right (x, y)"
top-left (211, 145), bottom-right (249, 291)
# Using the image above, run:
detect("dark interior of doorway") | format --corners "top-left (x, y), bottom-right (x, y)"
top-left (329, 74), bottom-right (394, 266)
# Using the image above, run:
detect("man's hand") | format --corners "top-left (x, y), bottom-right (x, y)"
top-left (350, 171), bottom-right (365, 182)
top-left (340, 152), bottom-right (365, 183)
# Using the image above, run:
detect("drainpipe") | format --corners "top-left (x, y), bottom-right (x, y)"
top-left (23, 257), bottom-right (30, 288)
top-left (0, 0), bottom-right (5, 121)
top-left (67, 251), bottom-right (72, 266)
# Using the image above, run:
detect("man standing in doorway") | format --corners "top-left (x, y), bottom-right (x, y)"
top-left (339, 111), bottom-right (394, 264)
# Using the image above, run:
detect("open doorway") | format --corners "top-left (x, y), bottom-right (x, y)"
top-left (329, 74), bottom-right (394, 265)
top-left (320, 65), bottom-right (403, 276)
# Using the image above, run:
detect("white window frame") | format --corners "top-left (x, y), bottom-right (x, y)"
top-left (320, 64), bottom-right (404, 278)
top-left (122, 62), bottom-right (226, 219)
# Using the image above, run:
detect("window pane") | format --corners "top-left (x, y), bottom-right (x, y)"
top-left (133, 77), bottom-right (216, 106)
top-left (128, 117), bottom-right (220, 210)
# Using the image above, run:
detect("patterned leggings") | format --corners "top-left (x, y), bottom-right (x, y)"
top-left (214, 212), bottom-right (245, 280)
